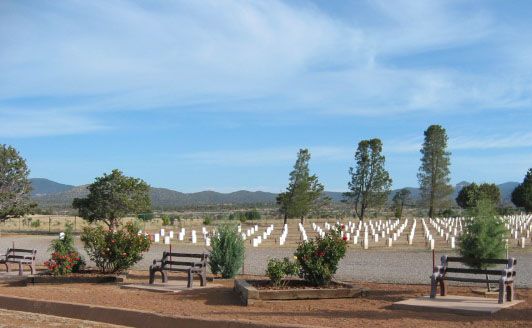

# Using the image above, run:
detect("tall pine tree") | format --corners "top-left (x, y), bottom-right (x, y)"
top-left (345, 139), bottom-right (392, 221)
top-left (417, 125), bottom-right (453, 218)
top-left (277, 149), bottom-right (325, 224)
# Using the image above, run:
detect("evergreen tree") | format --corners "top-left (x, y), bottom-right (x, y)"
top-left (345, 139), bottom-right (392, 221)
top-left (459, 197), bottom-right (507, 290)
top-left (73, 169), bottom-right (151, 230)
top-left (418, 125), bottom-right (453, 218)
top-left (511, 168), bottom-right (532, 212)
top-left (392, 188), bottom-right (411, 219)
top-left (277, 149), bottom-right (325, 224)
top-left (0, 145), bottom-right (34, 222)
top-left (456, 183), bottom-right (500, 209)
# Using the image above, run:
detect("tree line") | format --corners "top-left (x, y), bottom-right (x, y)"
top-left (1, 130), bottom-right (531, 227)
top-left (276, 125), bottom-right (532, 223)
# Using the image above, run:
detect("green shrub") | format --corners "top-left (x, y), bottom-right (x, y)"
top-left (203, 216), bottom-right (212, 225)
top-left (209, 224), bottom-right (245, 278)
top-left (294, 225), bottom-right (347, 286)
top-left (161, 214), bottom-right (171, 226)
top-left (266, 257), bottom-right (300, 286)
top-left (459, 198), bottom-right (508, 270)
top-left (81, 222), bottom-right (151, 273)
top-left (137, 212), bottom-right (154, 221)
top-left (245, 209), bottom-right (261, 221)
top-left (45, 223), bottom-right (85, 276)
top-left (30, 219), bottom-right (41, 228)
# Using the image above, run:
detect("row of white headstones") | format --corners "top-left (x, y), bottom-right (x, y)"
top-left (239, 224), bottom-right (275, 247)
top-left (143, 214), bottom-right (531, 249)
top-left (506, 214), bottom-right (532, 248)
top-left (310, 219), bottom-right (409, 249)
top-left (147, 227), bottom-right (213, 246)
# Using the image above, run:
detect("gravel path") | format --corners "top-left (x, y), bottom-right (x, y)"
top-left (2, 235), bottom-right (530, 287)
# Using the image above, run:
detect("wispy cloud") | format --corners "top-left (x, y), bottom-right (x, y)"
top-left (1, 0), bottom-right (531, 138)
top-left (178, 146), bottom-right (352, 166)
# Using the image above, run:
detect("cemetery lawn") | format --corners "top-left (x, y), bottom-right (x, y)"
top-left (0, 272), bottom-right (530, 327)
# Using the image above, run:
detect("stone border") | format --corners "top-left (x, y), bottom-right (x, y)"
top-left (24, 274), bottom-right (126, 285)
top-left (0, 294), bottom-right (313, 328)
top-left (234, 279), bottom-right (368, 305)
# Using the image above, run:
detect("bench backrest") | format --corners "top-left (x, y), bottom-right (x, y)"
top-left (5, 248), bottom-right (36, 261)
top-left (160, 252), bottom-right (208, 269)
top-left (439, 255), bottom-right (516, 279)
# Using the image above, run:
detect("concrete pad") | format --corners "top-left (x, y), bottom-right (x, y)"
top-left (392, 295), bottom-right (523, 315)
top-left (120, 280), bottom-right (220, 293)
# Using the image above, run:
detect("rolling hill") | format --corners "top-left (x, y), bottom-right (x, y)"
top-left (30, 178), bottom-right (519, 209)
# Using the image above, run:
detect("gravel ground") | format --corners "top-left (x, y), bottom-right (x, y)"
top-left (2, 235), bottom-right (530, 287)
top-left (0, 309), bottom-right (124, 328)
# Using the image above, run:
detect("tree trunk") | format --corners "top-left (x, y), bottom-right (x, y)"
top-left (360, 206), bottom-right (365, 221)
top-left (283, 213), bottom-right (287, 225)
top-left (485, 271), bottom-right (491, 291)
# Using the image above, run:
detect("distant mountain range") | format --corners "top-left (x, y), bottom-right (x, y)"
top-left (30, 178), bottom-right (519, 210)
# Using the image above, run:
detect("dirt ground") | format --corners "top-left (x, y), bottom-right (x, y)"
top-left (0, 272), bottom-right (529, 327)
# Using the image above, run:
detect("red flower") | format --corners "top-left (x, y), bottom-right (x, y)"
top-left (317, 251), bottom-right (325, 257)
top-left (342, 236), bottom-right (348, 241)
top-left (341, 224), bottom-right (345, 230)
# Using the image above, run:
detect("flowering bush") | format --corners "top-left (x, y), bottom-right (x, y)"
top-left (45, 223), bottom-right (85, 276)
top-left (294, 225), bottom-right (347, 286)
top-left (81, 222), bottom-right (151, 273)
top-left (266, 257), bottom-right (300, 286)
top-left (45, 251), bottom-right (84, 276)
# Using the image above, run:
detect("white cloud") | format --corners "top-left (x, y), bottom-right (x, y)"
top-left (0, 0), bottom-right (531, 136)
top-left (178, 146), bottom-right (352, 166)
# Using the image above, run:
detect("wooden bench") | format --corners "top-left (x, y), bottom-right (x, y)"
top-left (430, 255), bottom-right (517, 304)
top-left (149, 251), bottom-right (208, 288)
top-left (0, 248), bottom-right (37, 275)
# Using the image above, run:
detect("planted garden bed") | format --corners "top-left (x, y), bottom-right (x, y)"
top-left (234, 279), bottom-right (368, 305)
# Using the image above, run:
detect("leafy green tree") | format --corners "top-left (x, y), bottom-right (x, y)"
top-left (277, 149), bottom-right (325, 224)
top-left (511, 168), bottom-right (532, 212)
top-left (73, 169), bottom-right (151, 230)
top-left (418, 125), bottom-right (453, 218)
top-left (344, 139), bottom-right (392, 221)
top-left (456, 183), bottom-right (500, 209)
top-left (459, 197), bottom-right (508, 290)
top-left (0, 145), bottom-right (34, 222)
top-left (392, 188), bottom-right (411, 219)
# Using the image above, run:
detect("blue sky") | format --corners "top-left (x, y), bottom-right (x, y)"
top-left (1, 0), bottom-right (531, 192)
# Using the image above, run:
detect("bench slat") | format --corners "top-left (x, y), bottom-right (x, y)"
top-left (444, 277), bottom-right (501, 283)
top-left (445, 257), bottom-right (509, 265)
top-left (163, 253), bottom-right (207, 259)
top-left (444, 268), bottom-right (504, 275)
top-left (163, 261), bottom-right (203, 267)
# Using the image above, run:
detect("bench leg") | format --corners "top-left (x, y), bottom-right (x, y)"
top-left (187, 271), bottom-right (193, 288)
top-left (161, 271), bottom-right (168, 283)
top-left (5, 263), bottom-right (10, 273)
top-left (18, 263), bottom-right (23, 276)
top-left (506, 284), bottom-right (514, 302)
top-left (440, 280), bottom-right (446, 296)
top-left (430, 275), bottom-right (437, 298)
top-left (200, 270), bottom-right (207, 287)
top-left (29, 264), bottom-right (36, 275)
top-left (149, 267), bottom-right (156, 284)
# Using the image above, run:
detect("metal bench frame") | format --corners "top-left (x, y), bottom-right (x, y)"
top-left (149, 251), bottom-right (208, 288)
top-left (430, 255), bottom-right (517, 304)
top-left (0, 248), bottom-right (37, 275)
